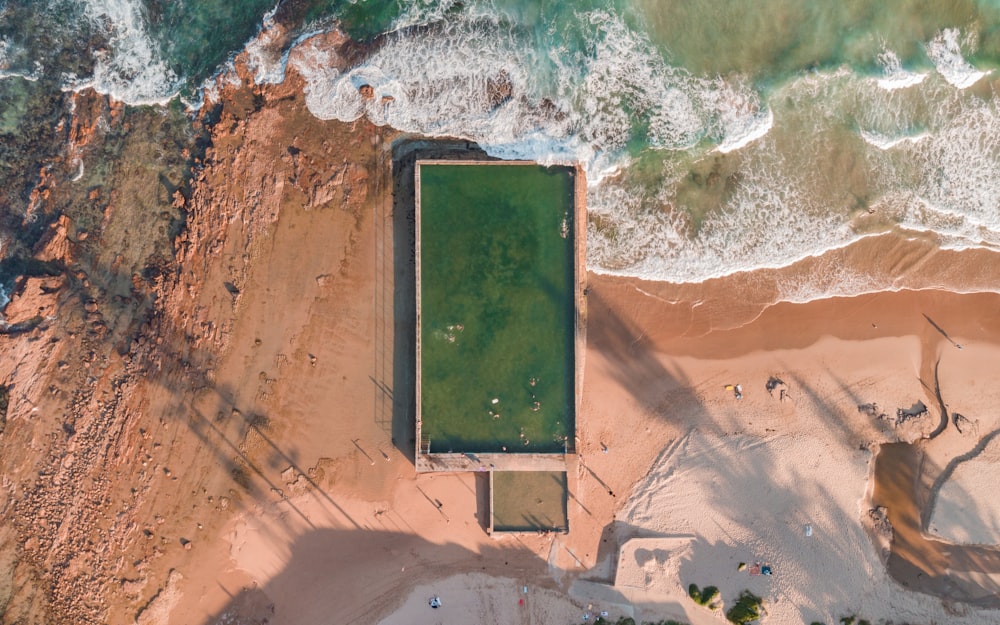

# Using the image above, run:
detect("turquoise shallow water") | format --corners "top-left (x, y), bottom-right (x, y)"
top-left (3, 0), bottom-right (1000, 298)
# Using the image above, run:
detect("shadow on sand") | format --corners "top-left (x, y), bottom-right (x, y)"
top-left (378, 138), bottom-right (497, 462)
top-left (201, 527), bottom-right (541, 625)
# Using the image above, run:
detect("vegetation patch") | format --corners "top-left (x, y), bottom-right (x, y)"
top-left (726, 590), bottom-right (763, 624)
top-left (688, 583), bottom-right (720, 608)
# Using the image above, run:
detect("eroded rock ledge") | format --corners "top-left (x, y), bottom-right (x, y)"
top-left (0, 29), bottom-right (388, 624)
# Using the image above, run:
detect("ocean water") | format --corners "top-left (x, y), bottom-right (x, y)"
top-left (4, 0), bottom-right (1000, 303)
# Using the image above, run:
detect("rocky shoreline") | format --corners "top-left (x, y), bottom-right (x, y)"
top-left (0, 29), bottom-right (389, 623)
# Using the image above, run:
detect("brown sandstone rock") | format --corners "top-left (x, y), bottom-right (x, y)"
top-left (486, 69), bottom-right (513, 108)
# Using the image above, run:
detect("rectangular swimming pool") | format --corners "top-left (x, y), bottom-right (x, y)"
top-left (416, 162), bottom-right (577, 455)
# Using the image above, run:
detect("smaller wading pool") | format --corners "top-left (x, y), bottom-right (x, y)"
top-left (490, 471), bottom-right (569, 533)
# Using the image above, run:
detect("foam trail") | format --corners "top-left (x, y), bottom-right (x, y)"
top-left (902, 98), bottom-right (1000, 248)
top-left (717, 108), bottom-right (773, 153)
top-left (774, 267), bottom-right (1000, 305)
top-left (0, 66), bottom-right (43, 82)
top-left (587, 111), bottom-right (866, 286)
top-left (293, 9), bottom-right (772, 184)
top-left (875, 48), bottom-right (927, 91)
top-left (859, 129), bottom-right (928, 150)
top-left (926, 28), bottom-right (987, 89)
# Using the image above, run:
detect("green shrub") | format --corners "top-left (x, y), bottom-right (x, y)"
top-left (701, 586), bottom-right (720, 606)
top-left (688, 583), bottom-right (701, 603)
top-left (687, 583), bottom-right (719, 607)
top-left (726, 590), bottom-right (763, 624)
top-left (840, 618), bottom-right (855, 625)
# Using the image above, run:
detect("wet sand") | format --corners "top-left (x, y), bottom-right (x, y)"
top-left (875, 442), bottom-right (1000, 605)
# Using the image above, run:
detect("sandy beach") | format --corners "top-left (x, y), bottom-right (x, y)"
top-left (166, 241), bottom-right (1000, 625)
top-left (3, 28), bottom-right (1000, 625)
top-left (162, 79), bottom-right (1000, 623)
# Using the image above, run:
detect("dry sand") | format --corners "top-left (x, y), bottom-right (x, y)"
top-left (173, 246), bottom-right (1000, 625)
top-left (172, 162), bottom-right (1000, 623)
top-left (170, 61), bottom-right (1000, 624)
top-left (929, 435), bottom-right (1000, 545)
top-left (576, 277), bottom-right (1000, 624)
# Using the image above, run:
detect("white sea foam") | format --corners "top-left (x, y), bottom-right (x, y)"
top-left (281, 9), bottom-right (1000, 296)
top-left (0, 37), bottom-right (43, 81)
top-left (570, 12), bottom-right (703, 152)
top-left (243, 4), bottom-right (325, 88)
top-left (859, 129), bottom-right (929, 150)
top-left (570, 13), bottom-right (771, 154)
top-left (901, 98), bottom-right (1000, 248)
top-left (587, 58), bottom-right (1000, 289)
top-left (586, 136), bottom-right (863, 287)
top-left (0, 65), bottom-right (43, 82)
top-left (243, 5), bottom-right (287, 86)
top-left (294, 14), bottom-right (596, 170)
top-left (186, 6), bottom-right (325, 113)
top-left (875, 48), bottom-right (928, 91)
top-left (876, 71), bottom-right (928, 91)
top-left (69, 0), bottom-right (180, 104)
top-left (717, 108), bottom-right (773, 154)
top-left (774, 261), bottom-right (892, 304)
top-left (293, 9), bottom-right (770, 183)
top-left (195, 66), bottom-right (242, 110)
top-left (926, 28), bottom-right (988, 90)
top-left (773, 261), bottom-right (1000, 305)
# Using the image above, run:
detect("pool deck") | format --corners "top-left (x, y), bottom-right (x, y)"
top-left (414, 159), bottom-right (587, 472)
top-left (416, 451), bottom-right (570, 473)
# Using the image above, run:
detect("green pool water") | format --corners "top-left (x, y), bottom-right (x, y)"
top-left (418, 162), bottom-right (576, 454)
top-left (492, 471), bottom-right (569, 532)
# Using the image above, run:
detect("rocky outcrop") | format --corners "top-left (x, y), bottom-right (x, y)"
top-left (486, 69), bottom-right (513, 108)
top-left (0, 23), bottom-right (392, 624)
top-left (0, 79), bottom-right (205, 625)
